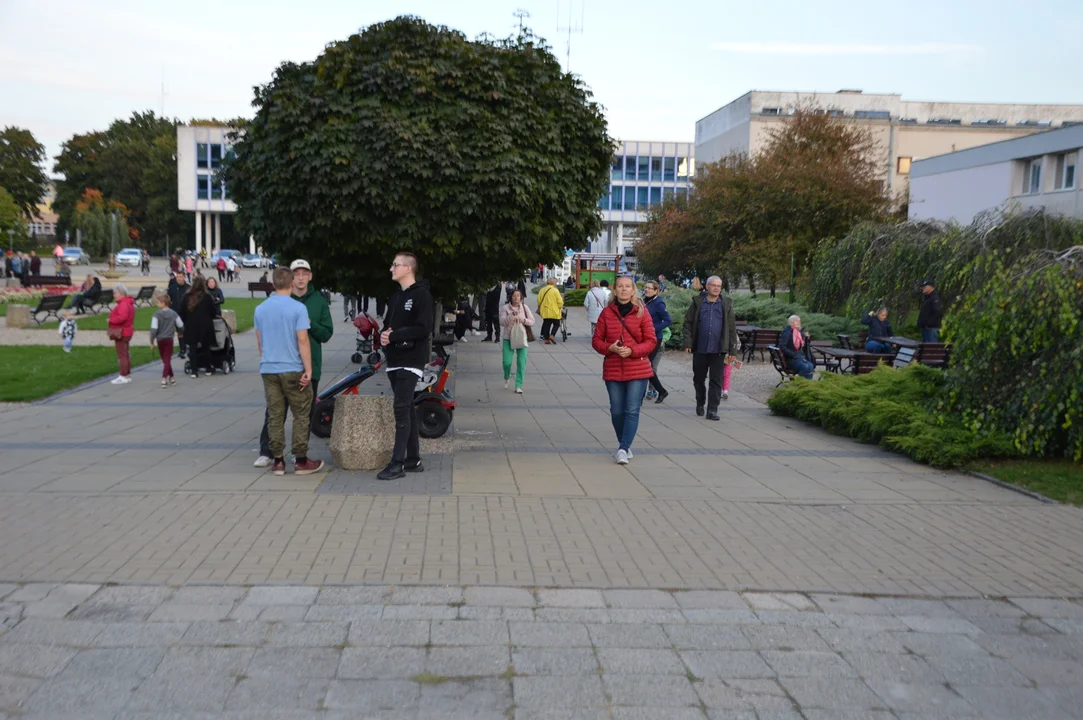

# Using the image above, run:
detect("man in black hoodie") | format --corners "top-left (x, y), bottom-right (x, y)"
top-left (378, 252), bottom-right (434, 481)
top-left (918, 279), bottom-right (944, 343)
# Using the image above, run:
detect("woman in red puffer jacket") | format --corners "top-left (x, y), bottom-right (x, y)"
top-left (107, 285), bottom-right (137, 385)
top-left (591, 275), bottom-right (657, 465)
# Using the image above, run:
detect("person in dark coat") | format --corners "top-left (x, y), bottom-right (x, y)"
top-left (29, 251), bottom-right (41, 275)
top-left (205, 277), bottom-right (225, 314)
top-left (484, 282), bottom-right (503, 342)
top-left (861, 307), bottom-right (894, 353)
top-left (918, 279), bottom-right (944, 343)
top-left (643, 280), bottom-right (672, 403)
top-left (780, 315), bottom-right (814, 380)
top-left (178, 276), bottom-right (218, 376)
top-left (72, 275), bottom-right (101, 314)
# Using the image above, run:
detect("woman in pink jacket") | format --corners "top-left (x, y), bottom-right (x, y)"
top-left (107, 285), bottom-right (136, 385)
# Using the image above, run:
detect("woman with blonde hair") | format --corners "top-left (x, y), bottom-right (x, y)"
top-left (591, 275), bottom-right (657, 464)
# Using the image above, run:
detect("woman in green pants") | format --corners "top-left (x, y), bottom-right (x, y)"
top-left (500, 289), bottom-right (535, 394)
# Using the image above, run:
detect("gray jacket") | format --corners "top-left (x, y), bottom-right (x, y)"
top-left (681, 294), bottom-right (740, 355)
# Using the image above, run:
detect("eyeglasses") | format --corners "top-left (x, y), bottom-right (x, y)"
top-left (390, 262), bottom-right (407, 269)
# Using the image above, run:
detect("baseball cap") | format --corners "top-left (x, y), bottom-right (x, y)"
top-left (290, 259), bottom-right (311, 271)
top-left (920, 279), bottom-right (934, 287)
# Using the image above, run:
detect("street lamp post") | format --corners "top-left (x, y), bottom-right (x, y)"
top-left (109, 211), bottom-right (118, 272)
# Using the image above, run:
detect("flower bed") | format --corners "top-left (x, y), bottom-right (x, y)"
top-left (0, 286), bottom-right (80, 305)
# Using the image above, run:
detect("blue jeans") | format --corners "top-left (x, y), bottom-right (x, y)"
top-left (921, 328), bottom-right (939, 343)
top-left (864, 339), bottom-right (892, 354)
top-left (605, 379), bottom-right (649, 452)
top-left (790, 358), bottom-right (815, 380)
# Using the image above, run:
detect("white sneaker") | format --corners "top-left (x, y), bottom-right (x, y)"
top-left (615, 449), bottom-right (629, 465)
top-left (110, 376), bottom-right (126, 385)
top-left (627, 449), bottom-right (633, 459)
top-left (253, 455), bottom-right (273, 468)
top-left (515, 387), bottom-right (523, 394)
top-left (722, 390), bottom-right (729, 401)
top-left (460, 337), bottom-right (468, 343)
top-left (504, 379), bottom-right (510, 389)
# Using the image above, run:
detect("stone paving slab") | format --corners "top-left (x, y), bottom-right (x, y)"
top-left (0, 583), bottom-right (1081, 719)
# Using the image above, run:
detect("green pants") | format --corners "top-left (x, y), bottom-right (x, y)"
top-left (502, 339), bottom-right (528, 388)
top-left (262, 371), bottom-right (313, 459)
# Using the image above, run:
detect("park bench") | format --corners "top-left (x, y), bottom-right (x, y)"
top-left (892, 346), bottom-right (917, 369)
top-left (248, 281), bottom-right (273, 298)
top-left (742, 328), bottom-right (781, 363)
top-left (809, 340), bottom-right (842, 373)
top-left (767, 345), bottom-right (798, 387)
top-left (837, 332), bottom-right (868, 350)
top-left (83, 288), bottom-right (114, 315)
top-left (30, 294), bottom-right (69, 325)
top-left (915, 342), bottom-right (951, 369)
top-left (133, 285), bottom-right (157, 307)
top-left (26, 275), bottom-right (71, 287)
top-left (850, 351), bottom-right (895, 375)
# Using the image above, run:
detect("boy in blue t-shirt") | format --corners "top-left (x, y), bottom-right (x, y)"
top-left (254, 267), bottom-right (325, 477)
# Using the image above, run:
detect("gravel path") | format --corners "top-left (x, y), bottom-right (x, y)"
top-left (654, 349), bottom-right (783, 405)
top-left (0, 327), bottom-right (116, 346)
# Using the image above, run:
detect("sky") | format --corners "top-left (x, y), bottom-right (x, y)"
top-left (2, 0), bottom-right (1082, 172)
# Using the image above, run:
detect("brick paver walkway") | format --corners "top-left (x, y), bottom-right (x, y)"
top-left (0, 307), bottom-right (1081, 596)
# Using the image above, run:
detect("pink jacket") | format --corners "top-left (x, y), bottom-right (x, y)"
top-left (500, 303), bottom-right (535, 331)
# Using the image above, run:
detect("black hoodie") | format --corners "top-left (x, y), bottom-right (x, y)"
top-left (382, 280), bottom-right (434, 370)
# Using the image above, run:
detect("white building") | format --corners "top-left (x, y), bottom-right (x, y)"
top-left (176, 125), bottom-right (256, 255)
top-left (909, 124), bottom-right (1082, 224)
top-left (695, 90), bottom-right (1083, 198)
top-left (593, 140), bottom-right (694, 256)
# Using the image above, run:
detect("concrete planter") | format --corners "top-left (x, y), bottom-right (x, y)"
top-left (329, 395), bottom-right (395, 471)
top-left (5, 304), bottom-right (31, 328)
top-left (220, 309), bottom-right (236, 333)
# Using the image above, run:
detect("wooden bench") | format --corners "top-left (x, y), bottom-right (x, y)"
top-left (810, 340), bottom-right (842, 373)
top-left (83, 289), bottom-right (114, 315)
top-left (892, 347), bottom-right (917, 369)
top-left (26, 275), bottom-right (71, 287)
top-left (133, 285), bottom-right (157, 307)
top-left (248, 281), bottom-right (273, 298)
top-left (838, 332), bottom-right (869, 349)
top-left (30, 294), bottom-right (69, 325)
top-left (916, 342), bottom-right (951, 369)
top-left (767, 345), bottom-right (798, 386)
top-left (743, 328), bottom-right (781, 363)
top-left (850, 352), bottom-right (895, 375)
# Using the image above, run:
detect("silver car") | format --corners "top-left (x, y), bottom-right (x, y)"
top-left (62, 247), bottom-right (90, 265)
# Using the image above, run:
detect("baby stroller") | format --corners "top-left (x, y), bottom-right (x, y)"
top-left (183, 317), bottom-right (236, 375)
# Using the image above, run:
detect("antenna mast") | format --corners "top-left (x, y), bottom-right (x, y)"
top-left (513, 8), bottom-right (530, 35)
top-left (556, 0), bottom-right (584, 70)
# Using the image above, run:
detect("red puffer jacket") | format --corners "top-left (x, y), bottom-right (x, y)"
top-left (592, 303), bottom-right (657, 382)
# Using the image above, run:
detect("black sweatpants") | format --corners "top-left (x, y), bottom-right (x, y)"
top-left (692, 353), bottom-right (724, 412)
top-left (389, 370), bottom-right (420, 465)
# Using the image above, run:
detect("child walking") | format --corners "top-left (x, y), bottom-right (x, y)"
top-left (58, 311), bottom-right (76, 353)
top-left (149, 293), bottom-right (184, 387)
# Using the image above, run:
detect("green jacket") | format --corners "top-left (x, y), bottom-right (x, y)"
top-left (292, 285), bottom-right (334, 382)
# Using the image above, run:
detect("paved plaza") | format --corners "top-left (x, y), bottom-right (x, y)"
top-left (1, 301), bottom-right (1082, 717)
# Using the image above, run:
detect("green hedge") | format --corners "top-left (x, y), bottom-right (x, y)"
top-left (767, 364), bottom-right (1017, 468)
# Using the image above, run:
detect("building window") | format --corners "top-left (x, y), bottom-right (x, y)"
top-left (211, 178), bottom-right (223, 200)
top-left (675, 187), bottom-right (688, 202)
top-left (663, 157), bottom-right (675, 182)
top-left (197, 175), bottom-right (209, 200)
top-left (611, 158), bottom-right (623, 180)
top-left (649, 187), bottom-right (662, 207)
top-left (637, 156), bottom-right (649, 181)
top-left (598, 186), bottom-right (610, 210)
top-left (210, 144), bottom-right (223, 169)
top-left (196, 143), bottom-right (208, 169)
top-left (650, 157), bottom-right (662, 181)
top-left (610, 186), bottom-right (622, 211)
top-left (897, 157), bottom-right (912, 175)
top-left (662, 187), bottom-right (674, 202)
top-left (1023, 159), bottom-right (1042, 194)
top-left (1054, 152), bottom-right (1077, 190)
top-left (624, 187), bottom-right (636, 211)
top-left (636, 187), bottom-right (648, 210)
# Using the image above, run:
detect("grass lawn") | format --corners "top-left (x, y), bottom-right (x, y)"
top-left (0, 345), bottom-right (159, 402)
top-left (969, 459), bottom-right (1083, 505)
top-left (0, 304), bottom-right (6, 317)
top-left (12, 298), bottom-right (261, 333)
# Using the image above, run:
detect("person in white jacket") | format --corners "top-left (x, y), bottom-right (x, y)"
top-left (584, 279), bottom-right (610, 334)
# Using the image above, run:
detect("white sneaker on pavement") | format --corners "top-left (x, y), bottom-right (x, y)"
top-left (253, 456), bottom-right (273, 468)
top-left (515, 387), bottom-right (523, 394)
top-left (615, 449), bottom-right (629, 465)
top-left (110, 376), bottom-right (126, 385)
top-left (504, 379), bottom-right (510, 389)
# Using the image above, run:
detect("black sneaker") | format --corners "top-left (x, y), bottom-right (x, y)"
top-left (696, 406), bottom-right (705, 416)
top-left (404, 459), bottom-right (424, 473)
top-left (706, 411), bottom-right (720, 421)
top-left (377, 462), bottom-right (406, 481)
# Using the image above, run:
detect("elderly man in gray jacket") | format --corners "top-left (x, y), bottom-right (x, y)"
top-left (682, 275), bottom-right (740, 421)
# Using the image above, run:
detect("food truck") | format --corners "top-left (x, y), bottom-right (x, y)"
top-left (570, 253), bottom-right (624, 289)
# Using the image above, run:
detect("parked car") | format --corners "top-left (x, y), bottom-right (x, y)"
top-left (210, 249), bottom-right (243, 264)
top-left (62, 247), bottom-right (90, 265)
top-left (115, 248), bottom-right (142, 267)
top-left (240, 253), bottom-right (266, 268)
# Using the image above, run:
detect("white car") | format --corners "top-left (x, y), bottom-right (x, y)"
top-left (115, 248), bottom-right (142, 267)
top-left (241, 253), bottom-right (265, 268)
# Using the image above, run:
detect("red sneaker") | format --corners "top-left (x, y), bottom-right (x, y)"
top-left (294, 458), bottom-right (326, 475)
top-left (272, 459), bottom-right (286, 476)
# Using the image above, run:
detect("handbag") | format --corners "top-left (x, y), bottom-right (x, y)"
top-left (107, 326), bottom-right (124, 341)
top-left (509, 323), bottom-right (528, 350)
top-left (525, 325), bottom-right (535, 343)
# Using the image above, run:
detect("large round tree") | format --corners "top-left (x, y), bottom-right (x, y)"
top-left (224, 16), bottom-right (613, 300)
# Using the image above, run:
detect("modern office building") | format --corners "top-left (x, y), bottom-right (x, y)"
top-left (593, 140), bottom-right (695, 255)
top-left (908, 124), bottom-right (1082, 224)
top-left (176, 124), bottom-right (256, 255)
top-left (695, 90), bottom-right (1083, 198)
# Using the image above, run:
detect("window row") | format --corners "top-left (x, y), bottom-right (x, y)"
top-left (28, 222), bottom-right (56, 235)
top-left (1020, 151), bottom-right (1077, 195)
top-left (598, 185), bottom-right (689, 211)
top-left (197, 175), bottom-right (230, 201)
top-left (196, 143), bottom-right (232, 170)
top-left (611, 155), bottom-right (694, 182)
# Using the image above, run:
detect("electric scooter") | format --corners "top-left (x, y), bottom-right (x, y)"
top-left (311, 314), bottom-right (456, 439)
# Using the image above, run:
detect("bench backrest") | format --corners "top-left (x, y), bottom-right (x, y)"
top-left (27, 275), bottom-right (70, 286)
top-left (853, 354), bottom-right (887, 374)
top-left (97, 289), bottom-right (114, 305)
top-left (248, 282), bottom-right (273, 290)
top-left (136, 285), bottom-right (156, 299)
top-left (752, 329), bottom-right (781, 348)
top-left (767, 344), bottom-right (791, 374)
top-left (856, 331), bottom-right (868, 349)
top-left (837, 334), bottom-right (852, 350)
top-left (892, 347), bottom-right (917, 369)
top-left (916, 342), bottom-right (951, 367)
top-left (36, 294), bottom-right (67, 311)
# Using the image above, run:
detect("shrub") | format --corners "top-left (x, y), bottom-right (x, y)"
top-left (767, 364), bottom-right (1017, 468)
top-left (563, 288), bottom-right (586, 307)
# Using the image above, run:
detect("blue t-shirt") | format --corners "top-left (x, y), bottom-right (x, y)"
top-left (254, 294), bottom-right (310, 374)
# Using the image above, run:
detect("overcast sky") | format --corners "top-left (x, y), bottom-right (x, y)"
top-left (2, 0), bottom-right (1081, 172)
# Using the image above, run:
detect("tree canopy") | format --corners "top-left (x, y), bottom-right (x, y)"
top-left (223, 16), bottom-right (613, 299)
top-left (0, 127), bottom-right (49, 218)
top-left (53, 112), bottom-right (191, 249)
top-left (636, 109), bottom-right (891, 291)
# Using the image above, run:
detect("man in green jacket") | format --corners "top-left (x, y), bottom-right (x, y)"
top-left (254, 258), bottom-right (334, 467)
